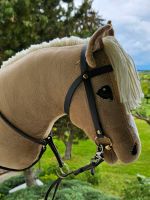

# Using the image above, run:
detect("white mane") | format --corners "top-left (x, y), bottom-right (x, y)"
top-left (102, 36), bottom-right (144, 112)
top-left (1, 35), bottom-right (143, 112)
top-left (1, 36), bottom-right (89, 68)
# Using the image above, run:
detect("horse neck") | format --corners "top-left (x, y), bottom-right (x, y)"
top-left (0, 45), bottom-right (83, 139)
top-left (35, 45), bottom-right (82, 137)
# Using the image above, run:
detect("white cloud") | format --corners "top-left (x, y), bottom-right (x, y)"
top-left (75, 0), bottom-right (150, 68)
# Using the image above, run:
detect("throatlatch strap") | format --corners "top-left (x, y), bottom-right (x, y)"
top-left (0, 111), bottom-right (64, 169)
top-left (0, 111), bottom-right (45, 145)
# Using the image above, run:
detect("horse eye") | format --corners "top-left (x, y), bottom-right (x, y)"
top-left (96, 85), bottom-right (113, 100)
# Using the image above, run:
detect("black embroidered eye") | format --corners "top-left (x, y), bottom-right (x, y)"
top-left (96, 85), bottom-right (113, 100)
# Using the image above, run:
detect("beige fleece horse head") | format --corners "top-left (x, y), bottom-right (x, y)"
top-left (70, 22), bottom-right (143, 164)
top-left (0, 22), bottom-right (143, 170)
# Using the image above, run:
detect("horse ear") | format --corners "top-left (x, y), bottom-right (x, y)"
top-left (86, 21), bottom-right (114, 67)
top-left (106, 20), bottom-right (114, 36)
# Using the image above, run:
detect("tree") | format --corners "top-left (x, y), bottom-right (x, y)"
top-left (0, 0), bottom-right (104, 65)
top-left (140, 72), bottom-right (150, 103)
top-left (133, 72), bottom-right (150, 126)
top-left (133, 102), bottom-right (150, 125)
top-left (24, 168), bottom-right (37, 187)
top-left (73, 0), bottom-right (105, 37)
top-left (53, 116), bottom-right (87, 160)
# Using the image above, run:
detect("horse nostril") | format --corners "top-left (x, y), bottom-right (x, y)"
top-left (131, 143), bottom-right (137, 155)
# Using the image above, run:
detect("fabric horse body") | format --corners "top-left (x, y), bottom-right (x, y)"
top-left (0, 45), bottom-right (85, 169)
top-left (0, 23), bottom-right (143, 170)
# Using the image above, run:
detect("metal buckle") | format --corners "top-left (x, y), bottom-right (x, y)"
top-left (95, 136), bottom-right (112, 146)
top-left (83, 73), bottom-right (88, 79)
top-left (105, 144), bottom-right (112, 151)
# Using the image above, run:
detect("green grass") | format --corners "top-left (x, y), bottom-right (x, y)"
top-left (36, 119), bottom-right (150, 196)
top-left (144, 103), bottom-right (150, 116)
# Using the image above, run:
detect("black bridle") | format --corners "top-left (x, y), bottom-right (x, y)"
top-left (64, 45), bottom-right (113, 135)
top-left (0, 46), bottom-right (113, 200)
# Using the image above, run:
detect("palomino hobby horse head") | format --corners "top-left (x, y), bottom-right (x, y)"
top-left (0, 22), bottom-right (143, 198)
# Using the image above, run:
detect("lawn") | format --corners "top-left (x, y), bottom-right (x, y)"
top-left (36, 119), bottom-right (150, 196)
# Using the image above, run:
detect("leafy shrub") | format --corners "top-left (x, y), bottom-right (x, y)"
top-left (38, 163), bottom-right (58, 183)
top-left (84, 171), bottom-right (101, 185)
top-left (40, 173), bottom-right (57, 183)
top-left (60, 179), bottom-right (90, 188)
top-left (39, 163), bottom-right (57, 176)
top-left (0, 194), bottom-right (4, 200)
top-left (122, 174), bottom-right (150, 200)
top-left (2, 179), bottom-right (119, 200)
top-left (0, 175), bottom-right (24, 197)
top-left (45, 164), bottom-right (57, 175)
top-left (1, 185), bottom-right (45, 200)
top-left (0, 185), bottom-right (9, 196)
top-left (76, 168), bottom-right (101, 185)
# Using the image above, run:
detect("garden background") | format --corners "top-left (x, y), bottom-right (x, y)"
top-left (0, 1), bottom-right (149, 200)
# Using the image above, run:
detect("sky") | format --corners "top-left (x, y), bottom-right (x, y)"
top-left (75, 0), bottom-right (150, 70)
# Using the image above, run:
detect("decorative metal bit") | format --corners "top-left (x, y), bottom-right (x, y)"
top-left (95, 135), bottom-right (112, 146)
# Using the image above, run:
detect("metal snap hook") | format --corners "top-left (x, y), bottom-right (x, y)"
top-left (56, 163), bottom-right (70, 178)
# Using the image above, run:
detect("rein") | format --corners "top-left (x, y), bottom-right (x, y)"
top-left (0, 46), bottom-right (113, 200)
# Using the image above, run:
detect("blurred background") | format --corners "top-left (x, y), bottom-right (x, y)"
top-left (0, 0), bottom-right (149, 200)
